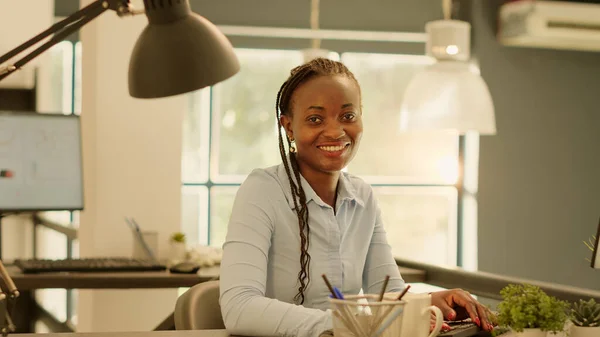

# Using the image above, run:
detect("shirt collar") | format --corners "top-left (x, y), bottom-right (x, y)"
top-left (337, 172), bottom-right (364, 208)
top-left (277, 160), bottom-right (364, 209)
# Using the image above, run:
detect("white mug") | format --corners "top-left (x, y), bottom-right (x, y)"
top-left (383, 292), bottom-right (443, 337)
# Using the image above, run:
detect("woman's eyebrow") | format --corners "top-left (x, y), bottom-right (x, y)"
top-left (306, 103), bottom-right (354, 111)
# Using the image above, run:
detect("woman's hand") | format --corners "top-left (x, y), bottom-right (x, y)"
top-left (430, 289), bottom-right (495, 332)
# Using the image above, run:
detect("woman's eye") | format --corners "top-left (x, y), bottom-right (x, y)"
top-left (307, 116), bottom-right (322, 123)
top-left (343, 113), bottom-right (356, 121)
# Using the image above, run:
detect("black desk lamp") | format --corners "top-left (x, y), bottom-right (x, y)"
top-left (0, 260), bottom-right (17, 336)
top-left (0, 0), bottom-right (240, 98)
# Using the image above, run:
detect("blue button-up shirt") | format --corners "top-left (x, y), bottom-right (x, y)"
top-left (219, 162), bottom-right (405, 337)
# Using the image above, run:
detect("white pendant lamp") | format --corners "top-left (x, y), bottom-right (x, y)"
top-left (399, 0), bottom-right (496, 135)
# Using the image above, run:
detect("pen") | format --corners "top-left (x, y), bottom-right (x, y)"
top-left (125, 217), bottom-right (156, 260)
top-left (124, 216), bottom-right (134, 230)
top-left (321, 274), bottom-right (339, 299)
top-left (333, 287), bottom-right (344, 300)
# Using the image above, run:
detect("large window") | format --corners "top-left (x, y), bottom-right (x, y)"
top-left (181, 48), bottom-right (473, 267)
top-left (181, 49), bottom-right (304, 248)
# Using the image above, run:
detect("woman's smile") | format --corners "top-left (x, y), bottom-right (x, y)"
top-left (317, 143), bottom-right (351, 157)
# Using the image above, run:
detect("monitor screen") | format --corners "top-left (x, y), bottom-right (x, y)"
top-left (0, 111), bottom-right (83, 211)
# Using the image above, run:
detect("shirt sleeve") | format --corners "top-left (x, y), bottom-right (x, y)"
top-left (219, 170), bottom-right (332, 337)
top-left (362, 192), bottom-right (406, 294)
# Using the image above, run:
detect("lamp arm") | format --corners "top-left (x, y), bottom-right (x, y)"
top-left (0, 294), bottom-right (15, 337)
top-left (0, 0), bottom-right (106, 65)
top-left (0, 261), bottom-right (17, 300)
top-left (0, 0), bottom-right (134, 82)
top-left (0, 260), bottom-right (16, 337)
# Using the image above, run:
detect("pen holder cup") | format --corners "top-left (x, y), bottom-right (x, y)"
top-left (132, 231), bottom-right (158, 259)
top-left (329, 294), bottom-right (405, 337)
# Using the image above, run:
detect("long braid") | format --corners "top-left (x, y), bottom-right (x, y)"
top-left (275, 57), bottom-right (361, 304)
top-left (276, 67), bottom-right (314, 304)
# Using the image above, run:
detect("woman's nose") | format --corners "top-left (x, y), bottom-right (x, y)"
top-left (324, 121), bottom-right (345, 139)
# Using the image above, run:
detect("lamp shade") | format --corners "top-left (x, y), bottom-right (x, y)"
top-left (400, 19), bottom-right (496, 135)
top-left (128, 0), bottom-right (240, 99)
top-left (399, 61), bottom-right (496, 135)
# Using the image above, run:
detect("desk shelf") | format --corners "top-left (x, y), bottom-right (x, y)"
top-left (8, 265), bottom-right (221, 290)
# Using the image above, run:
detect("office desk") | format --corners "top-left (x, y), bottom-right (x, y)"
top-left (14, 328), bottom-right (519, 337)
top-left (8, 265), bottom-right (425, 333)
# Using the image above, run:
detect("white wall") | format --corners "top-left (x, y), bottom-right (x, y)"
top-left (473, 1), bottom-right (600, 289)
top-left (0, 0), bottom-right (53, 91)
top-left (77, 0), bottom-right (186, 331)
top-left (0, 0), bottom-right (54, 260)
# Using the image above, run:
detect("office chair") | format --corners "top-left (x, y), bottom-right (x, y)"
top-left (174, 280), bottom-right (225, 330)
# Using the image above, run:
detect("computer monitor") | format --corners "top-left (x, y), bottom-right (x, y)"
top-left (590, 217), bottom-right (600, 269)
top-left (0, 111), bottom-right (83, 212)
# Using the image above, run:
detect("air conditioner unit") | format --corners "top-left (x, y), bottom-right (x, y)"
top-left (498, 0), bottom-right (600, 52)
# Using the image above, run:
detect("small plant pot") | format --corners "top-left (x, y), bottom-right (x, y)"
top-left (571, 325), bottom-right (600, 337)
top-left (169, 242), bottom-right (187, 263)
top-left (512, 328), bottom-right (547, 337)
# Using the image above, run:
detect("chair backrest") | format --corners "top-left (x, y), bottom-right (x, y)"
top-left (174, 280), bottom-right (225, 330)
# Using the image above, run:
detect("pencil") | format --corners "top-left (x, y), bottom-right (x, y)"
top-left (396, 284), bottom-right (411, 301)
top-left (378, 275), bottom-right (390, 301)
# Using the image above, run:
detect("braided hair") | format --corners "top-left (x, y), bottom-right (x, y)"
top-left (275, 57), bottom-right (361, 304)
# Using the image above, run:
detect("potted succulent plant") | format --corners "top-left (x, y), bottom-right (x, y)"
top-left (168, 232), bottom-right (187, 263)
top-left (570, 298), bottom-right (600, 337)
top-left (496, 284), bottom-right (569, 337)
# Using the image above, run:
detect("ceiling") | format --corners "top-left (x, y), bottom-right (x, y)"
top-left (55, 0), bottom-right (444, 33)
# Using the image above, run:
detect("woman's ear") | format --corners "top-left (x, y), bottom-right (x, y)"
top-left (280, 114), bottom-right (293, 140)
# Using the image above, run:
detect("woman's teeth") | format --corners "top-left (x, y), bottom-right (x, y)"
top-left (319, 145), bottom-right (346, 152)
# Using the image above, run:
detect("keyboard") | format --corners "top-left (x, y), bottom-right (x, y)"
top-left (14, 257), bottom-right (167, 273)
top-left (437, 320), bottom-right (508, 337)
top-left (438, 321), bottom-right (481, 337)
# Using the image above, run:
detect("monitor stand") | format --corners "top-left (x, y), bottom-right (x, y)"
top-left (0, 213), bottom-right (18, 261)
top-left (0, 213), bottom-right (4, 260)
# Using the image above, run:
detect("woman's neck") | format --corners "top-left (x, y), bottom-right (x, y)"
top-left (298, 164), bottom-right (340, 209)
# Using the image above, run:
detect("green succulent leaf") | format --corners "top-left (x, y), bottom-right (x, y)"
top-left (170, 232), bottom-right (186, 243)
top-left (584, 236), bottom-right (597, 252)
top-left (571, 299), bottom-right (600, 327)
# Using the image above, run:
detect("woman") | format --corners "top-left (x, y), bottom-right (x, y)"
top-left (219, 58), bottom-right (493, 337)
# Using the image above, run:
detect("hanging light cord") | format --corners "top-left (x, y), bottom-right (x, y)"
top-left (310, 0), bottom-right (321, 49)
top-left (443, 0), bottom-right (452, 20)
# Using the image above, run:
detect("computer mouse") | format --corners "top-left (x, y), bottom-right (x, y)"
top-left (169, 261), bottom-right (201, 274)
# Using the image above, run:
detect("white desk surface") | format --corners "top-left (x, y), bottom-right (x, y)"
top-left (15, 330), bottom-right (231, 337)
top-left (12, 328), bottom-right (530, 337)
